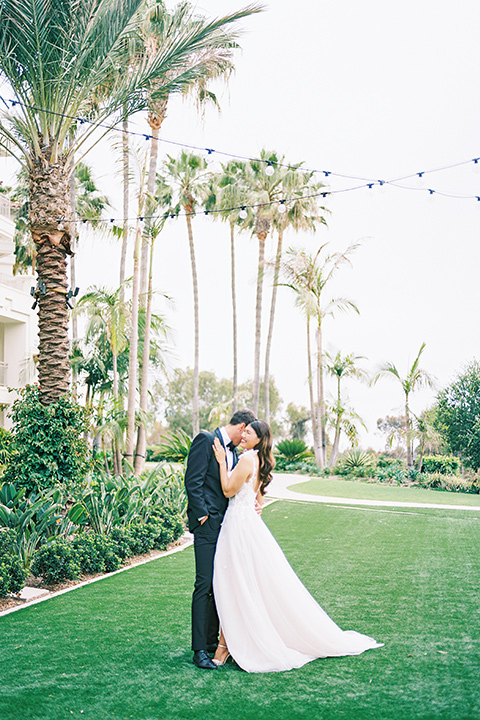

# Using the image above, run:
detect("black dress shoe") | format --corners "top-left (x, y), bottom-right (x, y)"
top-left (193, 650), bottom-right (217, 670)
top-left (206, 643), bottom-right (218, 654)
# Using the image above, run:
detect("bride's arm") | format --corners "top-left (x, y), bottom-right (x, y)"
top-left (213, 438), bottom-right (251, 498)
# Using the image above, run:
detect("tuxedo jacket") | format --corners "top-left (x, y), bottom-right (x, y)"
top-left (184, 428), bottom-right (232, 534)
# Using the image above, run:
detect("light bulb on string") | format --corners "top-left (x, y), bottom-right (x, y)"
top-left (265, 163), bottom-right (275, 176)
top-left (277, 201), bottom-right (287, 214)
top-left (205, 148), bottom-right (215, 165)
top-left (473, 158), bottom-right (480, 174)
top-left (378, 180), bottom-right (387, 194)
top-left (427, 188), bottom-right (435, 202)
top-left (239, 207), bottom-right (248, 220)
top-left (417, 172), bottom-right (425, 187)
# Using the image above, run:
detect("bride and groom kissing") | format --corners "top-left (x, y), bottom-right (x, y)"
top-left (184, 409), bottom-right (383, 674)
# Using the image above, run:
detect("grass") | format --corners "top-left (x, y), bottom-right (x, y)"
top-left (289, 474), bottom-right (480, 506)
top-left (1, 501), bottom-right (480, 720)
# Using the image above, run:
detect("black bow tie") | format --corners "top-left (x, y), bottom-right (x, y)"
top-left (227, 441), bottom-right (236, 452)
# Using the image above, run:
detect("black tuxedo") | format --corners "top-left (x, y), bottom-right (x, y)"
top-left (184, 427), bottom-right (237, 651)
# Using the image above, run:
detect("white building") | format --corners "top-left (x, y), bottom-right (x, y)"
top-left (0, 188), bottom-right (37, 428)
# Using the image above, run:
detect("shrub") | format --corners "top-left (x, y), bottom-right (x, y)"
top-left (413, 473), bottom-right (480, 494)
top-left (155, 429), bottom-right (192, 463)
top-left (0, 527), bottom-right (26, 597)
top-left (376, 455), bottom-right (404, 470)
top-left (3, 385), bottom-right (92, 495)
top-left (421, 455), bottom-right (460, 475)
top-left (72, 533), bottom-right (121, 575)
top-left (31, 539), bottom-right (81, 585)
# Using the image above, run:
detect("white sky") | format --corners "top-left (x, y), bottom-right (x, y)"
top-left (9, 0), bottom-right (480, 449)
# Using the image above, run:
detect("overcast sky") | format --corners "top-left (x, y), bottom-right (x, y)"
top-left (51, 1), bottom-right (480, 447)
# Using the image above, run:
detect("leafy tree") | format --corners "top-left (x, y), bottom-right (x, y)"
top-left (435, 360), bottom-right (480, 470)
top-left (284, 403), bottom-right (310, 441)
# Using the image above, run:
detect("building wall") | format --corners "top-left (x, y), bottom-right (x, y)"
top-left (0, 194), bottom-right (37, 429)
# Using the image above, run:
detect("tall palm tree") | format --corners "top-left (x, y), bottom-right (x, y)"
top-left (326, 351), bottom-right (367, 466)
top-left (237, 150), bottom-right (287, 415)
top-left (263, 168), bottom-right (327, 423)
top-left (0, 0), bottom-right (261, 405)
top-left (160, 151), bottom-right (209, 435)
top-left (283, 244), bottom-right (359, 466)
top-left (373, 343), bottom-right (436, 467)
top-left (207, 160), bottom-right (249, 412)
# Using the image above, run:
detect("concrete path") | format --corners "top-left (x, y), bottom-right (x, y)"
top-left (268, 473), bottom-right (480, 512)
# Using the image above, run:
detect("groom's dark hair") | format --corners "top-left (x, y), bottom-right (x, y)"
top-left (229, 409), bottom-right (256, 426)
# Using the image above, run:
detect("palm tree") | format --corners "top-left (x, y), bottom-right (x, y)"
top-left (283, 244), bottom-right (359, 466)
top-left (160, 151), bottom-right (209, 435)
top-left (207, 160), bottom-right (250, 412)
top-left (326, 351), bottom-right (367, 466)
top-left (75, 285), bottom-right (129, 473)
top-left (373, 343), bottom-right (436, 467)
top-left (0, 0), bottom-right (261, 405)
top-left (263, 168), bottom-right (327, 423)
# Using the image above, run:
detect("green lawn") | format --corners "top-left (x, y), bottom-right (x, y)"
top-left (288, 474), bottom-right (480, 506)
top-left (1, 501), bottom-right (479, 720)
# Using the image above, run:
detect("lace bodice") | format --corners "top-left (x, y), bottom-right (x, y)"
top-left (227, 449), bottom-right (258, 515)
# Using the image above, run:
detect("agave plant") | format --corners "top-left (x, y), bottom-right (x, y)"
top-left (335, 449), bottom-right (376, 477)
top-left (275, 439), bottom-right (310, 462)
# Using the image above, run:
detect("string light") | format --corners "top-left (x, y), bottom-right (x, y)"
top-left (2, 96), bottom-right (480, 225)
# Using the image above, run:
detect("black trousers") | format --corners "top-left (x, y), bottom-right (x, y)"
top-left (191, 519), bottom-right (221, 652)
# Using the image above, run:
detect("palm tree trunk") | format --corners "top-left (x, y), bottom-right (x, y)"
top-left (316, 323), bottom-right (326, 467)
top-left (230, 221), bottom-right (238, 413)
top-left (264, 228), bottom-right (283, 424)
top-left (69, 158), bottom-right (78, 392)
top-left (29, 156), bottom-right (72, 404)
top-left (112, 351), bottom-right (122, 475)
top-left (135, 235), bottom-right (155, 475)
top-left (119, 116), bottom-right (129, 302)
top-left (125, 221), bottom-right (142, 464)
top-left (329, 378), bottom-right (342, 467)
top-left (306, 318), bottom-right (321, 466)
top-left (186, 211), bottom-right (200, 436)
top-left (252, 232), bottom-right (267, 416)
top-left (405, 396), bottom-right (413, 467)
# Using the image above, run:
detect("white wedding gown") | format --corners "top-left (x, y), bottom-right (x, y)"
top-left (213, 450), bottom-right (383, 673)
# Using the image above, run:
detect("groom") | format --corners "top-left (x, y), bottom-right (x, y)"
top-left (184, 408), bottom-right (256, 670)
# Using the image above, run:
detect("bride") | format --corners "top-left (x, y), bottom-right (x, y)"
top-left (211, 419), bottom-right (383, 673)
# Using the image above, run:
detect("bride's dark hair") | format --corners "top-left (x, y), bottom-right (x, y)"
top-left (250, 420), bottom-right (275, 495)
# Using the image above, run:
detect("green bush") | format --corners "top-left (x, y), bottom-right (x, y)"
top-left (0, 527), bottom-right (26, 597)
top-left (3, 385), bottom-right (92, 495)
top-left (376, 455), bottom-right (404, 470)
top-left (273, 455), bottom-right (325, 475)
top-left (31, 539), bottom-right (81, 585)
top-left (72, 533), bottom-right (121, 575)
top-left (413, 473), bottom-right (480, 494)
top-left (421, 455), bottom-right (460, 475)
top-left (0, 427), bottom-right (13, 471)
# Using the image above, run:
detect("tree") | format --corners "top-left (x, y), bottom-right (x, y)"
top-left (0, 0), bottom-right (260, 405)
top-left (373, 343), bottom-right (436, 467)
top-left (326, 351), bottom-right (367, 466)
top-left (282, 243), bottom-right (359, 466)
top-left (263, 167), bottom-right (327, 424)
top-left (435, 360), bottom-right (480, 470)
top-left (160, 151), bottom-right (209, 436)
top-left (284, 402), bottom-right (310, 441)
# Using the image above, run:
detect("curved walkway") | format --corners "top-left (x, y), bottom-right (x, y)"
top-left (268, 473), bottom-right (480, 512)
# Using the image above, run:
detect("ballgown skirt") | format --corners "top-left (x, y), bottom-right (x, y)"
top-left (212, 451), bottom-right (383, 673)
